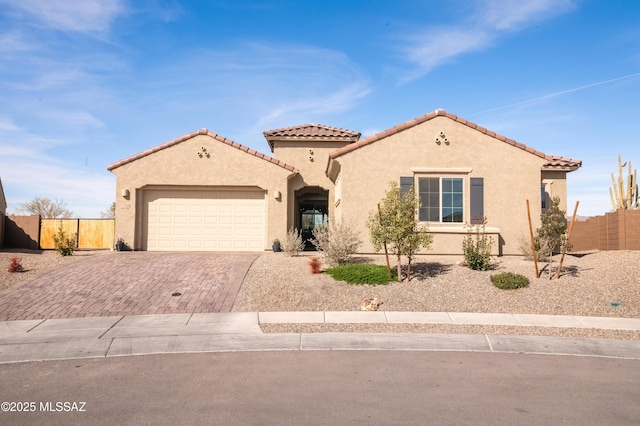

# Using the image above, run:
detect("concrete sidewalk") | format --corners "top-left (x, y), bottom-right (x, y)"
top-left (1, 312), bottom-right (639, 364)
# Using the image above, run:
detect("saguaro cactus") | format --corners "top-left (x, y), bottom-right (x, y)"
top-left (609, 155), bottom-right (638, 210)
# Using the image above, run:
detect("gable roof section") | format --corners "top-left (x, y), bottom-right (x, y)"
top-left (328, 109), bottom-right (582, 170)
top-left (263, 123), bottom-right (361, 152)
top-left (107, 128), bottom-right (299, 173)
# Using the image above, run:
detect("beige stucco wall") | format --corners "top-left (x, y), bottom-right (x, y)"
top-left (273, 141), bottom-right (349, 230)
top-left (110, 134), bottom-right (294, 250)
top-left (331, 116), bottom-right (569, 255)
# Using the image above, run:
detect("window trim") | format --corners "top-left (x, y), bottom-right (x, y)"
top-left (415, 175), bottom-right (466, 224)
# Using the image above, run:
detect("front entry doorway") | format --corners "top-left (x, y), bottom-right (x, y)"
top-left (295, 188), bottom-right (328, 250)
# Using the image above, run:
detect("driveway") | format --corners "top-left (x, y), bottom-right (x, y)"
top-left (0, 252), bottom-right (259, 321)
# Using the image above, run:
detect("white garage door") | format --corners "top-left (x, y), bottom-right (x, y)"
top-left (144, 189), bottom-right (265, 252)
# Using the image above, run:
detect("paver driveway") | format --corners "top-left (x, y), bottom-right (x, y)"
top-left (0, 252), bottom-right (259, 320)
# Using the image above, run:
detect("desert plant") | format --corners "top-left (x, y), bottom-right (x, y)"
top-left (281, 227), bottom-right (304, 256)
top-left (536, 196), bottom-right (572, 278)
top-left (609, 154), bottom-right (638, 210)
top-left (310, 218), bottom-right (362, 266)
top-left (325, 263), bottom-right (396, 285)
top-left (367, 181), bottom-right (432, 281)
top-left (517, 234), bottom-right (546, 261)
top-left (309, 257), bottom-right (322, 274)
top-left (53, 224), bottom-right (76, 256)
top-left (272, 238), bottom-right (281, 252)
top-left (491, 272), bottom-right (529, 290)
top-left (7, 257), bottom-right (24, 273)
top-left (462, 218), bottom-right (493, 271)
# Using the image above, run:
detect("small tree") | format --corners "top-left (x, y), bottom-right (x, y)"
top-left (536, 196), bottom-right (572, 278)
top-left (17, 197), bottom-right (73, 218)
top-left (403, 224), bottom-right (433, 281)
top-left (367, 182), bottom-right (432, 281)
top-left (311, 218), bottom-right (362, 266)
top-left (100, 202), bottom-right (116, 219)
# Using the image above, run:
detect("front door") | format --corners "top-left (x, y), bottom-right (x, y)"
top-left (299, 202), bottom-right (327, 250)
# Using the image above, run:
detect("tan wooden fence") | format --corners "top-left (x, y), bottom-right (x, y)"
top-left (40, 219), bottom-right (115, 250)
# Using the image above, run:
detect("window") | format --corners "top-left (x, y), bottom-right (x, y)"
top-left (541, 184), bottom-right (547, 210)
top-left (418, 177), bottom-right (463, 223)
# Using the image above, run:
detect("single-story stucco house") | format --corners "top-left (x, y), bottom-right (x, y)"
top-left (107, 109), bottom-right (581, 255)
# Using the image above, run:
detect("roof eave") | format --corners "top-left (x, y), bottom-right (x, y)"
top-left (107, 129), bottom-right (299, 174)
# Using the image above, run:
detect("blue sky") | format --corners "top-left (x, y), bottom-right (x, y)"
top-left (1, 0), bottom-right (639, 217)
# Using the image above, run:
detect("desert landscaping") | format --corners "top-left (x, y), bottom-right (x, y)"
top-left (2, 248), bottom-right (638, 340)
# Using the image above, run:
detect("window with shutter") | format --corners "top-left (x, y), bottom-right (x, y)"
top-left (470, 177), bottom-right (484, 224)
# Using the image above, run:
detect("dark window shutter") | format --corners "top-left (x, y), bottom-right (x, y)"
top-left (400, 176), bottom-right (413, 195)
top-left (470, 177), bottom-right (484, 224)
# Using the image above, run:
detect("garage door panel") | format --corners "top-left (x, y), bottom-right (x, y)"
top-left (145, 190), bottom-right (265, 252)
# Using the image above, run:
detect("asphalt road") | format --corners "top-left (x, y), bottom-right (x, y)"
top-left (1, 351), bottom-right (639, 425)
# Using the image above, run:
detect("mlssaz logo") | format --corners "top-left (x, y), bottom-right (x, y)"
top-left (40, 402), bottom-right (86, 412)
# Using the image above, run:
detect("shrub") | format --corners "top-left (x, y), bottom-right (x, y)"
top-left (282, 227), bottom-right (304, 256)
top-left (325, 263), bottom-right (396, 285)
top-left (517, 234), bottom-right (546, 261)
top-left (309, 257), bottom-right (322, 274)
top-left (53, 225), bottom-right (76, 256)
top-left (462, 219), bottom-right (493, 271)
top-left (310, 219), bottom-right (362, 266)
top-left (7, 257), bottom-right (24, 273)
top-left (491, 272), bottom-right (529, 290)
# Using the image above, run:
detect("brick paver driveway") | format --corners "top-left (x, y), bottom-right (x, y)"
top-left (0, 252), bottom-right (259, 320)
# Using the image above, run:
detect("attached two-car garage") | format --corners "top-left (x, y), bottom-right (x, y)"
top-left (142, 188), bottom-right (266, 252)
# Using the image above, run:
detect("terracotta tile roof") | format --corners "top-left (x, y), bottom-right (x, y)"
top-left (263, 123), bottom-right (361, 151)
top-left (328, 109), bottom-right (582, 170)
top-left (107, 129), bottom-right (299, 173)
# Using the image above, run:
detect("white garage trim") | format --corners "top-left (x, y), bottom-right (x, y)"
top-left (143, 188), bottom-right (265, 252)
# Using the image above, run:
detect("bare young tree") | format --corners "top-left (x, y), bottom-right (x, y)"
top-left (17, 197), bottom-right (74, 219)
top-left (100, 202), bottom-right (116, 219)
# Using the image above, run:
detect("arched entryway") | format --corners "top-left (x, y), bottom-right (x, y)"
top-left (295, 187), bottom-right (328, 250)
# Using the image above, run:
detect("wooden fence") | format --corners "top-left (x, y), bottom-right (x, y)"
top-left (569, 209), bottom-right (640, 252)
top-left (40, 219), bottom-right (115, 250)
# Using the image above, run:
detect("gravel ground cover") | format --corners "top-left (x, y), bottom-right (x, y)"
top-left (2, 248), bottom-right (639, 339)
top-left (233, 250), bottom-right (640, 339)
top-left (0, 249), bottom-right (110, 293)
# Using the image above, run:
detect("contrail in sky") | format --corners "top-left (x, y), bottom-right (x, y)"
top-left (472, 71), bottom-right (640, 116)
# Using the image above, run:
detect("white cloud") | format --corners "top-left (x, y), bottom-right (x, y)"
top-left (0, 31), bottom-right (33, 54)
top-left (479, 0), bottom-right (575, 31)
top-left (44, 111), bottom-right (105, 129)
top-left (128, 43), bottom-right (372, 140)
top-left (400, 28), bottom-right (491, 80)
top-left (0, 0), bottom-right (126, 33)
top-left (399, 0), bottom-right (576, 81)
top-left (1, 155), bottom-right (114, 217)
top-left (0, 117), bottom-right (20, 132)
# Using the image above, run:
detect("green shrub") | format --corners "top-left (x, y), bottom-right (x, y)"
top-left (462, 219), bottom-right (493, 271)
top-left (325, 263), bottom-right (396, 285)
top-left (53, 225), bottom-right (76, 256)
top-left (491, 272), bottom-right (529, 290)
